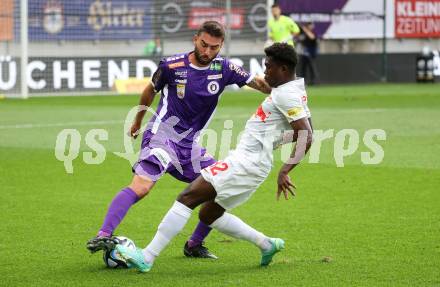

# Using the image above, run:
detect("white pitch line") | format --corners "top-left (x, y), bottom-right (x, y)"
top-left (0, 114), bottom-right (251, 130)
top-left (0, 120), bottom-right (124, 129)
top-left (2, 109), bottom-right (391, 130)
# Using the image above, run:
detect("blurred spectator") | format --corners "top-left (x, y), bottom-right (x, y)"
top-left (144, 38), bottom-right (162, 57)
top-left (267, 4), bottom-right (300, 48)
top-left (299, 22), bottom-right (319, 85)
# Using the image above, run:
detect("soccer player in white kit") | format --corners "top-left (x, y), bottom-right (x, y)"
top-left (116, 43), bottom-right (314, 272)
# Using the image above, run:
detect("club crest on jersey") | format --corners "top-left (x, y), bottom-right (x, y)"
top-left (302, 94), bottom-right (308, 103)
top-left (177, 84), bottom-right (185, 99)
top-left (207, 81), bottom-right (220, 95)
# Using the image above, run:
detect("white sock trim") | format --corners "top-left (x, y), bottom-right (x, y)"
top-left (172, 201), bottom-right (192, 218)
top-left (209, 212), bottom-right (230, 229)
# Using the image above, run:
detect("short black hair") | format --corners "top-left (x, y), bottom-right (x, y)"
top-left (271, 4), bottom-right (280, 9)
top-left (264, 43), bottom-right (298, 74)
top-left (197, 21), bottom-right (225, 40)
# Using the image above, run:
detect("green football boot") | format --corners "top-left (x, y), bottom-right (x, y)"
top-left (260, 238), bottom-right (285, 266)
top-left (115, 245), bottom-right (153, 273)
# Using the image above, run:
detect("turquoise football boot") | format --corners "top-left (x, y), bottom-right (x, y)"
top-left (115, 245), bottom-right (153, 273)
top-left (260, 238), bottom-right (285, 266)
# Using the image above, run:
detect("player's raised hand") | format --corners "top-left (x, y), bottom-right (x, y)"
top-left (277, 171), bottom-right (296, 201)
top-left (130, 122), bottom-right (142, 139)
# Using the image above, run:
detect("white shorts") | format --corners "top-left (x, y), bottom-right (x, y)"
top-left (201, 150), bottom-right (271, 210)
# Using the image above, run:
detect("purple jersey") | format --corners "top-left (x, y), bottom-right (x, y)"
top-left (145, 52), bottom-right (253, 146)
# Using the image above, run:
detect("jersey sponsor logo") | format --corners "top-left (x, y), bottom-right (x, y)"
top-left (175, 70), bottom-right (187, 77)
top-left (175, 79), bottom-right (187, 84)
top-left (287, 107), bottom-right (303, 117)
top-left (166, 55), bottom-right (185, 62)
top-left (207, 81), bottom-right (220, 95)
top-left (229, 62), bottom-right (249, 77)
top-left (209, 62), bottom-right (222, 71)
top-left (177, 84), bottom-right (185, 99)
top-left (255, 104), bottom-right (271, 122)
top-left (168, 61), bottom-right (185, 69)
top-left (207, 74), bottom-right (223, 80)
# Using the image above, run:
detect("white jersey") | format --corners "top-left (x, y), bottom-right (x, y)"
top-left (236, 78), bottom-right (311, 171)
top-left (201, 78), bottom-right (311, 210)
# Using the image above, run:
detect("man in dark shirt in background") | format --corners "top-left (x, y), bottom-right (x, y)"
top-left (299, 22), bottom-right (319, 85)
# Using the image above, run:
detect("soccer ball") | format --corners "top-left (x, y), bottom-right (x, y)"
top-left (102, 236), bottom-right (136, 268)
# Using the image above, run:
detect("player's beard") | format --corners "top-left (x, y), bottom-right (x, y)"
top-left (194, 48), bottom-right (217, 66)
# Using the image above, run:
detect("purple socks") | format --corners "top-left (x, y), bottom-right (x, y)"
top-left (98, 187), bottom-right (211, 247)
top-left (187, 221), bottom-right (212, 247)
top-left (98, 187), bottom-right (139, 236)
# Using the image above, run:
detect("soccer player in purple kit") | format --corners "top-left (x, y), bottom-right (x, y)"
top-left (86, 21), bottom-right (271, 259)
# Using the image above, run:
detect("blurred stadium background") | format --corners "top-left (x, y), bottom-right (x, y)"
top-left (0, 0), bottom-right (439, 97)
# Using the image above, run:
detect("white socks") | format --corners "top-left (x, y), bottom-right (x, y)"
top-left (142, 201), bottom-right (192, 263)
top-left (141, 203), bottom-right (271, 264)
top-left (210, 212), bottom-right (271, 251)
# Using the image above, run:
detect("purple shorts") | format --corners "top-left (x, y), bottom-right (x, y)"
top-left (132, 132), bottom-right (216, 183)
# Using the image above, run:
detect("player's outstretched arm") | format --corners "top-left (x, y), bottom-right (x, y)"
top-left (131, 82), bottom-right (157, 139)
top-left (246, 76), bottom-right (272, 94)
top-left (277, 117), bottom-right (313, 200)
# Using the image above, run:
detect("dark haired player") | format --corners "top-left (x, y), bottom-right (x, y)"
top-left (116, 43), bottom-right (314, 272)
top-left (86, 21), bottom-right (271, 259)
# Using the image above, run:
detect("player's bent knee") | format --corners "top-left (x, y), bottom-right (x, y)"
top-left (177, 185), bottom-right (205, 209)
top-left (177, 178), bottom-right (217, 209)
top-left (176, 189), bottom-right (199, 209)
top-left (129, 175), bottom-right (155, 199)
top-left (129, 185), bottom-right (150, 199)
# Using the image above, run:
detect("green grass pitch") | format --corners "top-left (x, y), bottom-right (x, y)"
top-left (1, 83), bottom-right (439, 286)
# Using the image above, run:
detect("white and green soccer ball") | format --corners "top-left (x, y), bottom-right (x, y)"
top-left (102, 236), bottom-right (136, 268)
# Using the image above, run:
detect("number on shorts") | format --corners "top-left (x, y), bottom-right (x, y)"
top-left (209, 161), bottom-right (229, 176)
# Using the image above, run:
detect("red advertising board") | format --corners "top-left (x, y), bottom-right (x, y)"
top-left (0, 0), bottom-right (14, 41)
top-left (395, 0), bottom-right (440, 38)
top-left (188, 8), bottom-right (245, 29)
